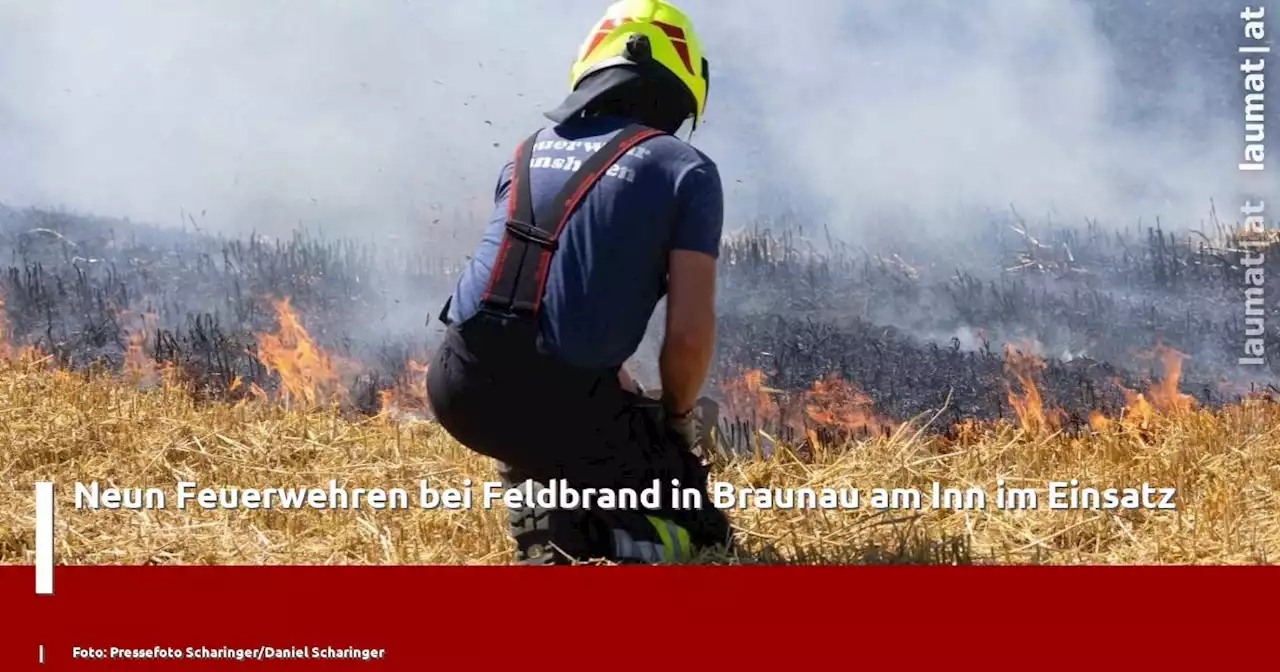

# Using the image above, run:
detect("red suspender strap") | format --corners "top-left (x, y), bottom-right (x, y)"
top-left (479, 124), bottom-right (666, 318)
top-left (478, 131), bottom-right (539, 312)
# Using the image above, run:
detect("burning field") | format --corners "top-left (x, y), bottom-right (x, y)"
top-left (2, 203), bottom-right (1279, 564)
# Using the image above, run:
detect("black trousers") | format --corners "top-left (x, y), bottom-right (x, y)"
top-left (426, 312), bottom-right (732, 563)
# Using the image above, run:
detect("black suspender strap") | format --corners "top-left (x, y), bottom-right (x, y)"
top-left (478, 123), bottom-right (667, 319)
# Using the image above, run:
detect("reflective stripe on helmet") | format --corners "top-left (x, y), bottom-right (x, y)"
top-left (584, 18), bottom-right (696, 76)
top-left (569, 1), bottom-right (710, 129)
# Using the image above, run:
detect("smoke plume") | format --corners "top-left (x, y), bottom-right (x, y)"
top-left (0, 1), bottom-right (1262, 245)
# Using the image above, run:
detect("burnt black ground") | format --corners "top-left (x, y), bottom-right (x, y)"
top-left (1, 203), bottom-right (1276, 448)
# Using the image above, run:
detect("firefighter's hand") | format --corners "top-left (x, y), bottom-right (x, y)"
top-left (665, 407), bottom-right (700, 453)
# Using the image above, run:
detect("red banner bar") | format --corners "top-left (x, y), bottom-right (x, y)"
top-left (4, 566), bottom-right (1276, 668)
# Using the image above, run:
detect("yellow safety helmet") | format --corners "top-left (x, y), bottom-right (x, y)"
top-left (566, 0), bottom-right (711, 130)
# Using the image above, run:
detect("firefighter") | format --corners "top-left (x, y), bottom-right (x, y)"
top-left (427, 0), bottom-right (731, 564)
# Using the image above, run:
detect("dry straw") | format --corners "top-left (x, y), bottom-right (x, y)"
top-left (2, 351), bottom-right (1278, 566)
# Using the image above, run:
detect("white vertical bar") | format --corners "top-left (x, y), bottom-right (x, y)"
top-left (35, 482), bottom-right (54, 595)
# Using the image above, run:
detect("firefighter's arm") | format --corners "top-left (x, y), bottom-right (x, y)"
top-left (660, 249), bottom-right (717, 416)
top-left (661, 156), bottom-right (722, 417)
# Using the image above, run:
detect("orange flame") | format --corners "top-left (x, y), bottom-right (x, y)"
top-left (378, 389), bottom-right (394, 414)
top-left (0, 291), bottom-right (14, 360)
top-left (1093, 345), bottom-right (1197, 432)
top-left (1121, 345), bottom-right (1197, 428)
top-left (117, 309), bottom-right (184, 390)
top-left (1088, 410), bottom-right (1111, 432)
top-left (0, 290), bottom-right (40, 362)
top-left (949, 418), bottom-right (982, 446)
top-left (122, 312), bottom-right (161, 386)
top-left (721, 368), bottom-right (893, 441)
top-left (1143, 344), bottom-right (1195, 414)
top-left (379, 359), bottom-right (433, 419)
top-left (803, 373), bottom-right (891, 435)
top-left (253, 297), bottom-right (350, 407)
top-left (1121, 387), bottom-right (1155, 430)
top-left (721, 369), bottom-right (781, 425)
top-left (1004, 342), bottom-right (1063, 433)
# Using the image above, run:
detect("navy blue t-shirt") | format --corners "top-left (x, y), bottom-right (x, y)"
top-left (447, 115), bottom-right (724, 370)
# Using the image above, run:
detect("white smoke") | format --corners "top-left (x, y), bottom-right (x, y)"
top-left (0, 0), bottom-right (1253, 245)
